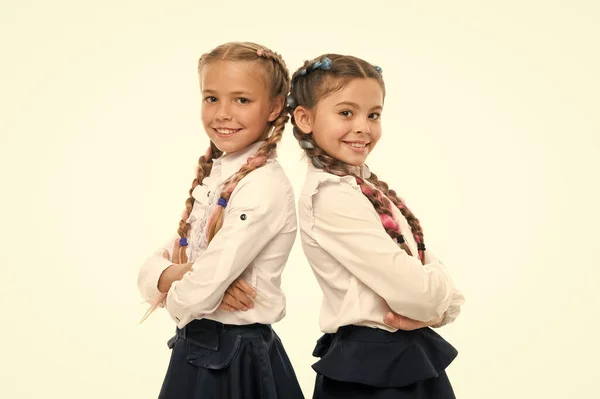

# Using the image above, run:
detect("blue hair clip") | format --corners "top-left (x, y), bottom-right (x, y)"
top-left (179, 237), bottom-right (188, 247)
top-left (298, 57), bottom-right (332, 78)
top-left (217, 197), bottom-right (228, 208)
top-left (310, 57), bottom-right (332, 71)
top-left (320, 57), bottom-right (332, 70)
top-left (374, 65), bottom-right (383, 74)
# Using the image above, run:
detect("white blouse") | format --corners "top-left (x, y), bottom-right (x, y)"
top-left (298, 163), bottom-right (465, 333)
top-left (137, 141), bottom-right (297, 329)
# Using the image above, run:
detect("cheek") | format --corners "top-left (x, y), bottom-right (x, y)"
top-left (333, 121), bottom-right (353, 141)
top-left (200, 106), bottom-right (212, 125)
top-left (316, 116), bottom-right (351, 141)
top-left (238, 105), bottom-right (262, 125)
top-left (370, 123), bottom-right (382, 141)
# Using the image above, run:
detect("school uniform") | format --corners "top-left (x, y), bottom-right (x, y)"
top-left (138, 141), bottom-right (304, 399)
top-left (298, 163), bottom-right (465, 399)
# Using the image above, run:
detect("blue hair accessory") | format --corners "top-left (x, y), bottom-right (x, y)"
top-left (299, 140), bottom-right (315, 149)
top-left (309, 57), bottom-right (332, 72)
top-left (286, 94), bottom-right (297, 109)
top-left (179, 237), bottom-right (188, 247)
top-left (298, 57), bottom-right (332, 78)
top-left (374, 65), bottom-right (383, 74)
top-left (320, 57), bottom-right (332, 70)
top-left (311, 157), bottom-right (324, 168)
top-left (217, 197), bottom-right (228, 207)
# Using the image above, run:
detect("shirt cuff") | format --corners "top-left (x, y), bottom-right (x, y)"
top-left (432, 288), bottom-right (465, 328)
top-left (137, 255), bottom-right (173, 302)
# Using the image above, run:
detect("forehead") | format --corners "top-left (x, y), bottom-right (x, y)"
top-left (321, 78), bottom-right (384, 106)
top-left (200, 60), bottom-right (268, 94)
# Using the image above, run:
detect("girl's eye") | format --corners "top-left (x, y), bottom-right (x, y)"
top-left (237, 98), bottom-right (250, 104)
top-left (340, 110), bottom-right (353, 117)
top-left (205, 96), bottom-right (217, 103)
top-left (369, 112), bottom-right (381, 120)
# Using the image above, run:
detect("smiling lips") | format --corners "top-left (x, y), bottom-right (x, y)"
top-left (343, 141), bottom-right (370, 152)
top-left (214, 127), bottom-right (242, 137)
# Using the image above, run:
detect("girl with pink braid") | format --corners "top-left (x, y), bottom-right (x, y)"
top-left (287, 54), bottom-right (465, 398)
top-left (137, 42), bottom-right (304, 399)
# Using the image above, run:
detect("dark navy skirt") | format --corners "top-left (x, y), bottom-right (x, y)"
top-left (311, 325), bottom-right (458, 399)
top-left (158, 319), bottom-right (304, 399)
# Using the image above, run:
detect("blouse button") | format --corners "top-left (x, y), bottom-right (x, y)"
top-left (240, 214), bottom-right (247, 221)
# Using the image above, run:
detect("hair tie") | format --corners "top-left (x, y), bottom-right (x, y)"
top-left (374, 65), bottom-right (383, 74)
top-left (299, 140), bottom-right (315, 149)
top-left (217, 197), bottom-right (228, 208)
top-left (311, 157), bottom-right (324, 168)
top-left (299, 69), bottom-right (307, 76)
top-left (286, 94), bottom-right (297, 110)
top-left (397, 235), bottom-right (405, 244)
top-left (309, 57), bottom-right (332, 72)
top-left (320, 57), bottom-right (332, 70)
top-left (179, 237), bottom-right (188, 247)
top-left (417, 243), bottom-right (426, 251)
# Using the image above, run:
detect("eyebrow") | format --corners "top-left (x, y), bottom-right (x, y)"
top-left (335, 101), bottom-right (383, 111)
top-left (202, 89), bottom-right (253, 96)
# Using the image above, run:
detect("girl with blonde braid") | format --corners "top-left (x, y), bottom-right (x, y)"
top-left (137, 42), bottom-right (304, 399)
top-left (287, 54), bottom-right (465, 398)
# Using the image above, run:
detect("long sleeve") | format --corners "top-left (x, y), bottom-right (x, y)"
top-left (310, 180), bottom-right (454, 322)
top-left (137, 234), bottom-right (176, 303)
top-left (165, 171), bottom-right (288, 326)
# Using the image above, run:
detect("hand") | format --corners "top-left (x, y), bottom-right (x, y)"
top-left (383, 311), bottom-right (444, 331)
top-left (157, 260), bottom-right (193, 293)
top-left (218, 279), bottom-right (257, 312)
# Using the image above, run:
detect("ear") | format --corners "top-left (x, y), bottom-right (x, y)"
top-left (293, 106), bottom-right (313, 134)
top-left (268, 96), bottom-right (284, 122)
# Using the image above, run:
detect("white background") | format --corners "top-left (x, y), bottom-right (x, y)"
top-left (1, 1), bottom-right (599, 397)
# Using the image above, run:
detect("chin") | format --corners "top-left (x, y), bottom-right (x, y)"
top-left (341, 155), bottom-right (368, 167)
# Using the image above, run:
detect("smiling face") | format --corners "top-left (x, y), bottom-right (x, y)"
top-left (295, 77), bottom-right (384, 166)
top-left (200, 60), bottom-right (282, 154)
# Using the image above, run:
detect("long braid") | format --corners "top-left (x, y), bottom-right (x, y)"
top-left (288, 53), bottom-right (427, 263)
top-left (178, 143), bottom-right (222, 239)
top-left (139, 143), bottom-right (223, 323)
top-left (367, 173), bottom-right (426, 261)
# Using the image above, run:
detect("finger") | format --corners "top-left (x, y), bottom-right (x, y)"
top-left (178, 246), bottom-right (188, 264)
top-left (384, 312), bottom-right (420, 331)
top-left (218, 303), bottom-right (236, 312)
top-left (384, 312), bottom-right (397, 325)
top-left (235, 280), bottom-right (257, 297)
top-left (223, 292), bottom-right (248, 311)
top-left (231, 286), bottom-right (254, 308)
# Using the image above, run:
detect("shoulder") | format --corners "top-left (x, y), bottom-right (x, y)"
top-left (231, 159), bottom-right (294, 209)
top-left (299, 167), bottom-right (369, 216)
